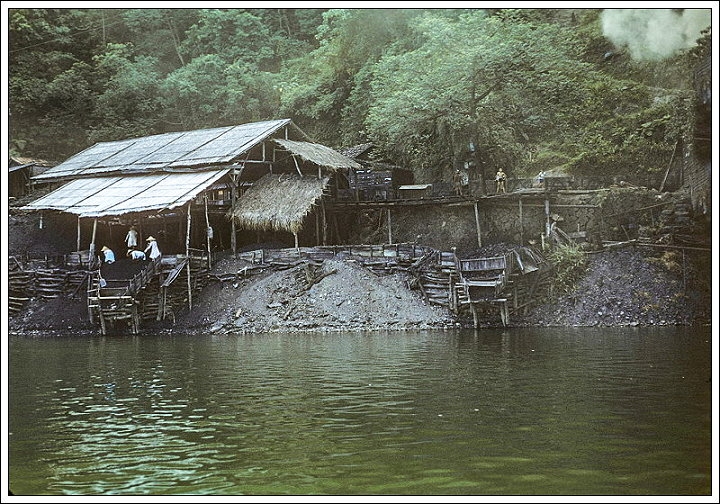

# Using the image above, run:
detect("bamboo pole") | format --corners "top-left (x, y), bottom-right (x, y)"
top-left (204, 196), bottom-right (212, 269)
top-left (474, 201), bottom-right (482, 248)
top-left (293, 156), bottom-right (303, 177)
top-left (231, 173), bottom-right (237, 256)
top-left (186, 204), bottom-right (192, 311)
top-left (659, 140), bottom-right (679, 192)
top-left (387, 208), bottom-right (393, 244)
top-left (322, 199), bottom-right (327, 245)
top-left (89, 218), bottom-right (98, 260)
top-left (315, 208), bottom-right (320, 246)
top-left (519, 198), bottom-right (523, 245)
top-left (544, 198), bottom-right (551, 238)
top-left (77, 216), bottom-right (81, 252)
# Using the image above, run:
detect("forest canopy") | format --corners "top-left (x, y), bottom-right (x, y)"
top-left (7, 7), bottom-right (712, 183)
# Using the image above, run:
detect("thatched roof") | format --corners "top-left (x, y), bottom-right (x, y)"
top-left (339, 142), bottom-right (373, 159)
top-left (227, 173), bottom-right (329, 234)
top-left (274, 139), bottom-right (360, 171)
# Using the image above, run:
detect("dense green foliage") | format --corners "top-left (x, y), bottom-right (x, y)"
top-left (547, 242), bottom-right (588, 295)
top-left (9, 8), bottom-right (709, 183)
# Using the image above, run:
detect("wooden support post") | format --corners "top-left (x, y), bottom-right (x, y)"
top-left (387, 208), bottom-right (393, 244)
top-left (77, 216), bottom-right (81, 252)
top-left (293, 156), bottom-right (303, 177)
top-left (519, 198), bottom-right (524, 245)
top-left (474, 201), bottom-right (482, 248)
top-left (545, 198), bottom-right (551, 238)
top-left (231, 174), bottom-right (237, 256)
top-left (315, 209), bottom-right (320, 246)
top-left (204, 196), bottom-right (212, 269)
top-left (294, 232), bottom-right (299, 250)
top-left (322, 199), bottom-right (327, 245)
top-left (332, 214), bottom-right (340, 246)
top-left (471, 303), bottom-right (478, 329)
top-left (186, 204), bottom-right (192, 312)
top-left (89, 218), bottom-right (98, 261)
top-left (659, 140), bottom-right (679, 192)
top-left (499, 301), bottom-right (508, 327)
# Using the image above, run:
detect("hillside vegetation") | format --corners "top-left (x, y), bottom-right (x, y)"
top-left (9, 8), bottom-right (711, 184)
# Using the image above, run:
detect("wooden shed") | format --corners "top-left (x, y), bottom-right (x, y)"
top-left (23, 119), bottom-right (359, 255)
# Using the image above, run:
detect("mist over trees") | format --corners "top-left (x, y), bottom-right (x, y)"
top-left (8, 8), bottom-right (711, 182)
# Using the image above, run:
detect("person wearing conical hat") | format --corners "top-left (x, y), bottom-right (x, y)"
top-left (127, 248), bottom-right (146, 261)
top-left (144, 236), bottom-right (162, 260)
top-left (101, 245), bottom-right (115, 264)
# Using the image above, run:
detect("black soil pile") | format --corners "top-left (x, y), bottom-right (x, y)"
top-left (516, 246), bottom-right (711, 327)
top-left (174, 256), bottom-right (456, 333)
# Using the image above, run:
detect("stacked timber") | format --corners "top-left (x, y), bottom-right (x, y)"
top-left (413, 250), bottom-right (457, 308)
top-left (9, 264), bottom-right (34, 314)
top-left (66, 270), bottom-right (89, 297)
top-left (138, 277), bottom-right (161, 321)
top-left (35, 268), bottom-right (67, 298)
top-left (190, 256), bottom-right (209, 291)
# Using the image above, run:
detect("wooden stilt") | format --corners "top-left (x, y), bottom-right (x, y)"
top-left (519, 198), bottom-right (523, 245)
top-left (471, 303), bottom-right (478, 329)
top-left (474, 202), bottom-right (482, 248)
top-left (204, 196), bottom-right (212, 269)
top-left (89, 218), bottom-right (98, 262)
top-left (315, 209), bottom-right (320, 246)
top-left (77, 216), bottom-right (81, 252)
top-left (186, 204), bottom-right (192, 312)
top-left (545, 198), bottom-right (551, 238)
top-left (231, 173), bottom-right (237, 256)
top-left (387, 208), bottom-right (393, 244)
top-left (321, 199), bottom-right (327, 245)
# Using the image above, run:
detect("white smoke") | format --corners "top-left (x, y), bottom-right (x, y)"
top-left (601, 9), bottom-right (711, 61)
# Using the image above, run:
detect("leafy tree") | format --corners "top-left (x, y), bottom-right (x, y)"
top-left (90, 44), bottom-right (163, 142)
top-left (279, 9), bottom-right (418, 145)
top-left (364, 10), bottom-right (600, 186)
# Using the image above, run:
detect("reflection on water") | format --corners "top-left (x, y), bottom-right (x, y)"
top-left (9, 327), bottom-right (712, 495)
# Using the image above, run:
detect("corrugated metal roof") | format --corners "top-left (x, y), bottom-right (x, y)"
top-left (22, 170), bottom-right (229, 217)
top-left (34, 119), bottom-right (291, 181)
top-left (9, 162), bottom-right (35, 173)
top-left (274, 139), bottom-right (361, 170)
top-left (399, 184), bottom-right (432, 190)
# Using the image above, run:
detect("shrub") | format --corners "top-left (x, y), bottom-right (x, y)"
top-left (547, 243), bottom-right (588, 294)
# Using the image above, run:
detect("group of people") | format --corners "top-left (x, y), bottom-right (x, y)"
top-left (453, 167), bottom-right (509, 196)
top-left (98, 225), bottom-right (161, 266)
top-left (451, 167), bottom-right (548, 195)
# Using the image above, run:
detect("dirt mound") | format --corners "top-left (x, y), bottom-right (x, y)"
top-left (179, 258), bottom-right (455, 333)
top-left (518, 247), bottom-right (711, 327)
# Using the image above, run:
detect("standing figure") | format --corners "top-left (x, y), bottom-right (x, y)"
top-left (495, 168), bottom-right (507, 194)
top-left (459, 169), bottom-right (470, 196)
top-left (125, 225), bottom-right (138, 249)
top-left (144, 236), bottom-right (162, 261)
top-left (453, 169), bottom-right (463, 196)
